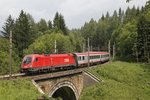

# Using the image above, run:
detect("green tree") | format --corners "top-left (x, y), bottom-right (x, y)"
top-left (137, 15), bottom-right (150, 62)
top-left (59, 14), bottom-right (68, 35)
top-left (126, 0), bottom-right (131, 2)
top-left (118, 20), bottom-right (137, 60)
top-left (1, 15), bottom-right (14, 39)
top-left (53, 12), bottom-right (59, 30)
top-left (118, 8), bottom-right (124, 23)
top-left (13, 10), bottom-right (32, 57)
top-left (0, 37), bottom-right (20, 75)
top-left (27, 13), bottom-right (39, 40)
top-left (25, 32), bottom-right (73, 54)
top-left (53, 12), bottom-right (68, 35)
top-left (80, 18), bottom-right (97, 48)
top-left (37, 18), bottom-right (48, 33)
top-left (48, 20), bottom-right (52, 30)
top-left (69, 31), bottom-right (85, 52)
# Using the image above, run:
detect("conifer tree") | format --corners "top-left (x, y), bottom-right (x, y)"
top-left (137, 14), bottom-right (150, 62)
top-left (53, 12), bottom-right (68, 35)
top-left (48, 20), bottom-right (52, 30)
top-left (53, 12), bottom-right (59, 30)
top-left (37, 18), bottom-right (48, 33)
top-left (1, 15), bottom-right (14, 39)
top-left (59, 14), bottom-right (67, 35)
top-left (27, 13), bottom-right (38, 40)
top-left (14, 10), bottom-right (32, 57)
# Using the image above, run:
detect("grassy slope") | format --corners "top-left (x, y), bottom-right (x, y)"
top-left (0, 79), bottom-right (41, 100)
top-left (81, 61), bottom-right (150, 100)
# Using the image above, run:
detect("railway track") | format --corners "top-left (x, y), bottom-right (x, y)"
top-left (0, 68), bottom-right (84, 80)
top-left (0, 62), bottom-right (108, 80)
top-left (0, 73), bottom-right (25, 80)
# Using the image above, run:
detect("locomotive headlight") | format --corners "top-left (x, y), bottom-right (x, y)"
top-left (24, 66), bottom-right (27, 68)
top-left (29, 65), bottom-right (32, 68)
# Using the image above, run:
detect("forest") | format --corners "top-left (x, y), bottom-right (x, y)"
top-left (0, 1), bottom-right (150, 74)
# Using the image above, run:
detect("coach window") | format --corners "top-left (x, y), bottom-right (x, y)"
top-left (78, 57), bottom-right (81, 61)
top-left (83, 56), bottom-right (85, 60)
top-left (96, 56), bottom-right (98, 59)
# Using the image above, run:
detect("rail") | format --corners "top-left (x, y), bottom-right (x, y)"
top-left (0, 68), bottom-right (83, 80)
top-left (0, 61), bottom-right (109, 80)
top-left (0, 73), bottom-right (25, 80)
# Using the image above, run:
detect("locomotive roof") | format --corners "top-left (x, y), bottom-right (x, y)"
top-left (24, 53), bottom-right (74, 57)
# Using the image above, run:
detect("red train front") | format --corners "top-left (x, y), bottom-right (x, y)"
top-left (21, 53), bottom-right (76, 72)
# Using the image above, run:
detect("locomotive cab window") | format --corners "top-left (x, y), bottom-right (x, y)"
top-left (23, 57), bottom-right (32, 64)
top-left (34, 58), bottom-right (38, 62)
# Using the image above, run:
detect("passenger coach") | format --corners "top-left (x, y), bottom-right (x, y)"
top-left (75, 52), bottom-right (109, 67)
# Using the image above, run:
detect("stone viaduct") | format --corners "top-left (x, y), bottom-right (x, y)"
top-left (32, 69), bottom-right (84, 100)
top-left (31, 69), bottom-right (100, 100)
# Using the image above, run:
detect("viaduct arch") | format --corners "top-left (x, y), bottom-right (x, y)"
top-left (34, 72), bottom-right (83, 100)
top-left (50, 81), bottom-right (78, 100)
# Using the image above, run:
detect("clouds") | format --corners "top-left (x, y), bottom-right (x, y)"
top-left (0, 0), bottom-right (148, 30)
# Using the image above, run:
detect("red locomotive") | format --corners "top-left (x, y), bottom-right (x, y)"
top-left (21, 52), bottom-right (109, 73)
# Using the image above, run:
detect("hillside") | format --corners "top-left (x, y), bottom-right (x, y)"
top-left (0, 79), bottom-right (41, 100)
top-left (81, 61), bottom-right (150, 100)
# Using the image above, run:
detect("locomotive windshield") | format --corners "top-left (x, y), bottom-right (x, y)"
top-left (23, 56), bottom-right (32, 64)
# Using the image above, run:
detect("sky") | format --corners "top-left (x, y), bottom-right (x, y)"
top-left (0, 0), bottom-right (148, 30)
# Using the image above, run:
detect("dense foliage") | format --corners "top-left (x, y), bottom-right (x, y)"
top-left (25, 32), bottom-right (74, 54)
top-left (77, 2), bottom-right (150, 62)
top-left (0, 37), bottom-right (20, 75)
top-left (137, 2), bottom-right (150, 62)
top-left (0, 1), bottom-right (150, 75)
top-left (0, 11), bottom-right (68, 58)
top-left (81, 61), bottom-right (150, 100)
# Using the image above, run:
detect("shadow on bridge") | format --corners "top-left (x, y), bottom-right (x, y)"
top-left (52, 86), bottom-right (76, 100)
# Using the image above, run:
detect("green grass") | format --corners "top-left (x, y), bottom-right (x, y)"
top-left (81, 61), bottom-right (150, 100)
top-left (0, 79), bottom-right (42, 100)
